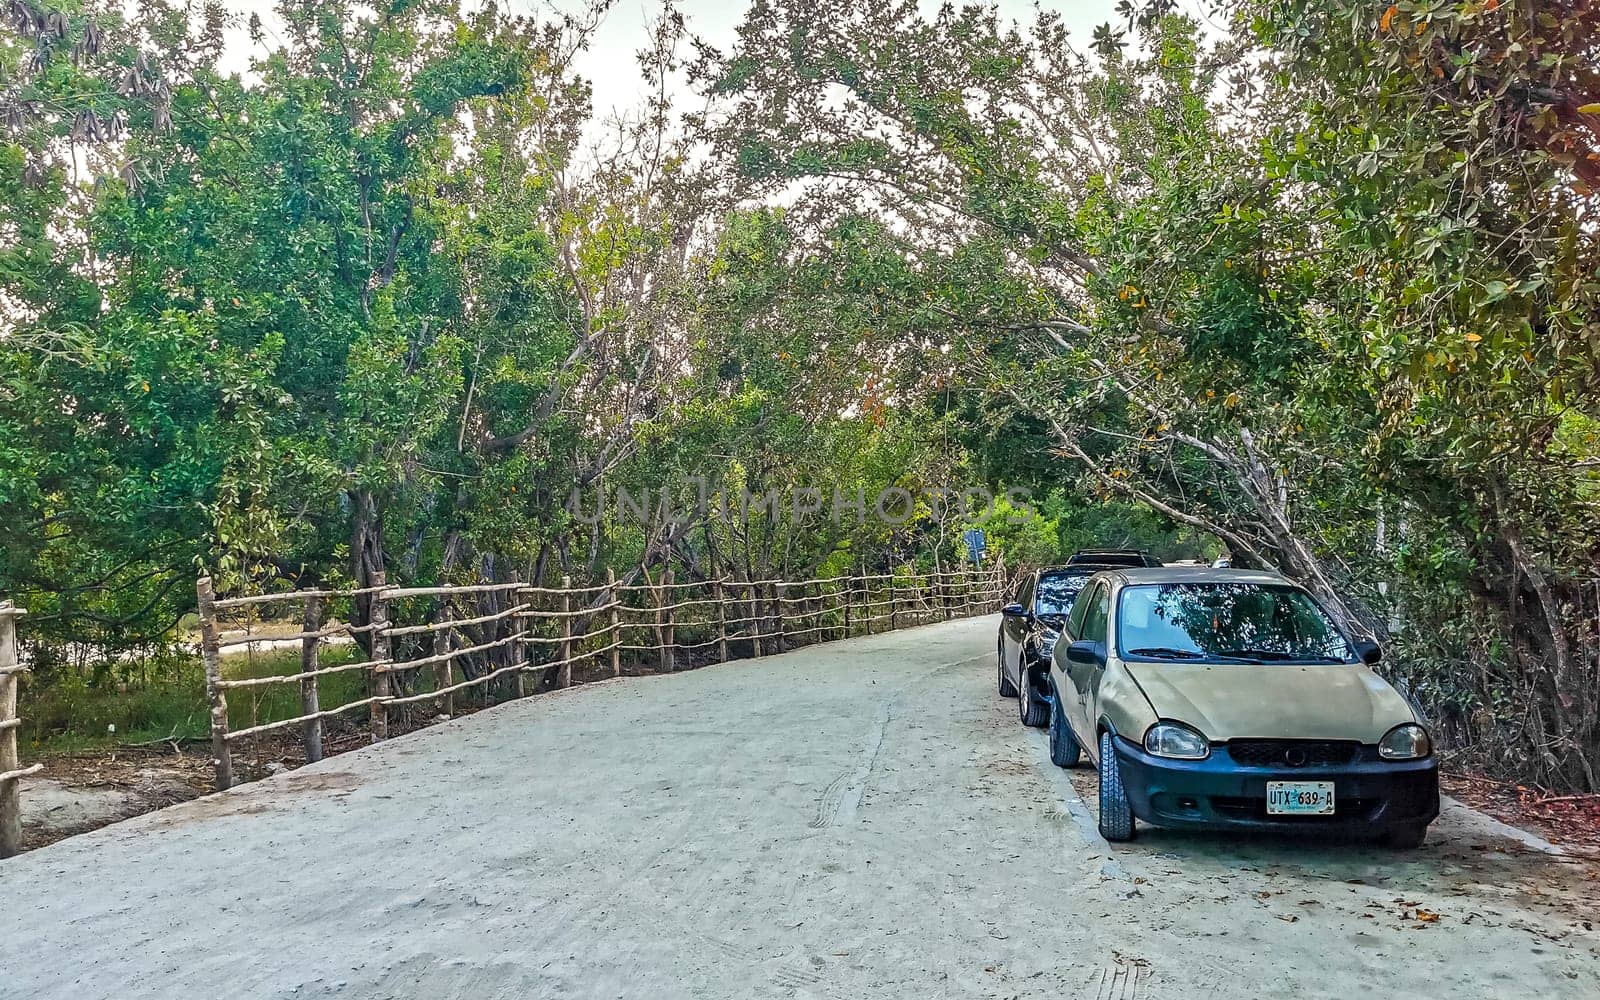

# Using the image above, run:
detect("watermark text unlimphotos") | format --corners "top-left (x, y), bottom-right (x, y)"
top-left (567, 477), bottom-right (1036, 528)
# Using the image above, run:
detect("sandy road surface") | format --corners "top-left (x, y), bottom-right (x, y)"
top-left (2, 616), bottom-right (1597, 999)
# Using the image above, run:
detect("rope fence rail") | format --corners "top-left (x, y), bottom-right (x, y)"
top-left (194, 559), bottom-right (1010, 792)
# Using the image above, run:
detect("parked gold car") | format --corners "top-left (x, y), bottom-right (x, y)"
top-left (1040, 567), bottom-right (1439, 847)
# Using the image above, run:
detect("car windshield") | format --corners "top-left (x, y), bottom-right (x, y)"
top-left (1117, 583), bottom-right (1353, 664)
top-left (1034, 573), bottom-right (1092, 618)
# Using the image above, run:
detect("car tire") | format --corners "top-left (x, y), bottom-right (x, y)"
top-left (1097, 730), bottom-right (1136, 842)
top-left (1048, 692), bottom-right (1081, 767)
top-left (1383, 823), bottom-right (1428, 850)
top-left (1020, 666), bottom-right (1049, 727)
top-left (997, 638), bottom-right (1017, 698)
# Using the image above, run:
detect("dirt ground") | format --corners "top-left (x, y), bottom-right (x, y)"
top-left (15, 748), bottom-right (209, 851)
top-left (2, 616), bottom-right (1597, 999)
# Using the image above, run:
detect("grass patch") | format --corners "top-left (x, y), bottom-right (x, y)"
top-left (21, 646), bottom-right (371, 754)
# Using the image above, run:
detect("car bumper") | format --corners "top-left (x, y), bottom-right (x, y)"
top-left (1111, 736), bottom-right (1439, 836)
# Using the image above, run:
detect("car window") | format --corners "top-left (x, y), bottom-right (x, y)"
top-left (1067, 581), bottom-right (1098, 639)
top-left (1016, 574), bottom-right (1035, 608)
top-left (1034, 572), bottom-right (1090, 618)
top-left (1081, 583), bottom-right (1111, 644)
top-left (1116, 582), bottom-right (1354, 664)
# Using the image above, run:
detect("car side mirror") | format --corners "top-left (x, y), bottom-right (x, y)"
top-left (1001, 603), bottom-right (1027, 618)
top-left (1065, 639), bottom-right (1106, 668)
top-left (1354, 639), bottom-right (1381, 665)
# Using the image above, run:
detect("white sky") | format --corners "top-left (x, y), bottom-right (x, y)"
top-left (567, 1), bottom-right (1121, 122)
top-left (217, 1), bottom-right (1127, 125)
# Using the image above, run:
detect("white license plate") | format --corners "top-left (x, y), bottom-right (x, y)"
top-left (1266, 781), bottom-right (1335, 816)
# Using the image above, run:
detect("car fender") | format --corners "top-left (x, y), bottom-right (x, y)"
top-left (1093, 661), bottom-right (1158, 753)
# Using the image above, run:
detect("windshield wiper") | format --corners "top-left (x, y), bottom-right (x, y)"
top-left (1127, 647), bottom-right (1205, 660)
top-left (1129, 647), bottom-right (1266, 664)
top-left (1217, 648), bottom-right (1341, 664)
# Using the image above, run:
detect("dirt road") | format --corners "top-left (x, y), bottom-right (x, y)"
top-left (2, 616), bottom-right (1596, 999)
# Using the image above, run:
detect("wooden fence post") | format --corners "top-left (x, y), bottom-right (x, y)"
top-left (805, 580), bottom-right (816, 643)
top-left (772, 581), bottom-right (785, 653)
top-left (842, 574), bottom-right (853, 639)
top-left (511, 576), bottom-right (528, 700)
top-left (196, 577), bottom-right (233, 791)
top-left (749, 578), bottom-right (764, 657)
top-left (434, 605), bottom-right (454, 718)
top-left (0, 602), bottom-right (38, 858)
top-left (660, 568), bottom-right (676, 672)
top-left (862, 565), bottom-right (873, 636)
top-left (559, 575), bottom-right (573, 688)
top-left (813, 580), bottom-right (823, 642)
top-left (715, 576), bottom-right (729, 662)
top-left (607, 568), bottom-right (621, 676)
top-left (370, 571), bottom-right (390, 742)
top-left (820, 579), bottom-right (830, 640)
top-left (300, 595), bottom-right (324, 764)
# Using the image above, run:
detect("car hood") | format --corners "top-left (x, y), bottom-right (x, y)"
top-left (1123, 661), bottom-right (1415, 743)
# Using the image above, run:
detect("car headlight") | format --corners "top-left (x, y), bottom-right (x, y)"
top-left (1378, 723), bottom-right (1432, 760)
top-left (1143, 721), bottom-right (1210, 760)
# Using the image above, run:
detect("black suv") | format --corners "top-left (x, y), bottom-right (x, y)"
top-left (997, 567), bottom-right (1116, 726)
top-left (997, 550), bottom-right (1163, 727)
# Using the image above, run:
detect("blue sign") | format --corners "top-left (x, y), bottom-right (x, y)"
top-left (962, 528), bottom-right (986, 566)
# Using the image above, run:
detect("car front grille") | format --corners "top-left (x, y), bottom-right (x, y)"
top-left (1225, 739), bottom-right (1361, 769)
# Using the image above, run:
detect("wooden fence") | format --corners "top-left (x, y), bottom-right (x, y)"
top-left (197, 561), bottom-right (1009, 792)
top-left (1, 601), bottom-right (41, 859)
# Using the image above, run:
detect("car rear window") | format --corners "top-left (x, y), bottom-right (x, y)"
top-left (1034, 572), bottom-right (1092, 617)
top-left (1116, 583), bottom-right (1354, 664)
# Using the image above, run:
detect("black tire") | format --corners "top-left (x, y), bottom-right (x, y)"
top-left (1019, 666), bottom-right (1049, 727)
top-left (1048, 692), bottom-right (1081, 767)
top-left (997, 638), bottom-right (1018, 698)
top-left (1383, 823), bottom-right (1428, 849)
top-left (1097, 730), bottom-right (1136, 842)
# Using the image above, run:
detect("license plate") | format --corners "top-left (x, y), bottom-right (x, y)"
top-left (1266, 781), bottom-right (1335, 816)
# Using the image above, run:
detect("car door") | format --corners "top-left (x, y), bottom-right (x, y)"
top-left (1002, 573), bottom-right (1035, 686)
top-left (1064, 581), bottom-right (1111, 741)
top-left (1050, 579), bottom-right (1094, 727)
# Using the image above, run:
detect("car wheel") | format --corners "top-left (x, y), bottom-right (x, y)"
top-left (1383, 823), bottom-right (1428, 850)
top-left (1020, 666), bottom-right (1049, 727)
top-left (1048, 692), bottom-right (1081, 767)
top-left (1097, 730), bottom-right (1136, 842)
top-left (997, 638), bottom-right (1017, 698)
